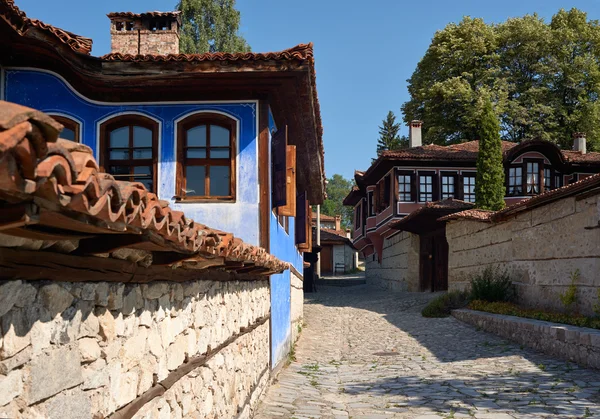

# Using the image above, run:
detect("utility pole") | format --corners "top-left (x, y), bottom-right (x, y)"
top-left (316, 204), bottom-right (321, 277)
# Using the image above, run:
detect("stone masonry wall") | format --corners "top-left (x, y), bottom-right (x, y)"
top-left (0, 277), bottom-right (270, 419)
top-left (290, 269), bottom-right (304, 344)
top-left (448, 193), bottom-right (600, 316)
top-left (366, 231), bottom-right (420, 292)
top-left (110, 30), bottom-right (179, 55)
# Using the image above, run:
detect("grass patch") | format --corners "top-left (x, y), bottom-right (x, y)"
top-left (469, 300), bottom-right (600, 330)
top-left (422, 290), bottom-right (470, 318)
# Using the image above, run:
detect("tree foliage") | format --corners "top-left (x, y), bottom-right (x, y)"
top-left (177, 0), bottom-right (251, 54)
top-left (376, 111), bottom-right (408, 155)
top-left (402, 8), bottom-right (600, 151)
top-left (475, 98), bottom-right (506, 211)
top-left (321, 174), bottom-right (354, 229)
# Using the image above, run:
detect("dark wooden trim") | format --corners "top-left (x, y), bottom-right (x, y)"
top-left (99, 114), bottom-right (159, 193)
top-left (49, 115), bottom-right (80, 143)
top-left (258, 100), bottom-right (270, 251)
top-left (175, 113), bottom-right (236, 201)
top-left (109, 314), bottom-right (271, 419)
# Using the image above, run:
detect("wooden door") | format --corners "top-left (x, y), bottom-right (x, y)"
top-left (419, 230), bottom-right (449, 292)
top-left (320, 245), bottom-right (333, 274)
top-left (419, 235), bottom-right (434, 291)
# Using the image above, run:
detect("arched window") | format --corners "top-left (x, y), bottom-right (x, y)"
top-left (50, 115), bottom-right (80, 143)
top-left (99, 115), bottom-right (158, 193)
top-left (176, 113), bottom-right (236, 201)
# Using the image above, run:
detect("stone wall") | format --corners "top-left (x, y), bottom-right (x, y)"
top-left (366, 231), bottom-right (420, 292)
top-left (448, 193), bottom-right (600, 316)
top-left (0, 276), bottom-right (270, 419)
top-left (110, 30), bottom-right (179, 55)
top-left (290, 269), bottom-right (304, 344)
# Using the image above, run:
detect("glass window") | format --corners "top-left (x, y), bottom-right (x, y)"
top-left (398, 175), bottom-right (412, 201)
top-left (441, 175), bottom-right (455, 199)
top-left (419, 175), bottom-right (433, 202)
top-left (508, 167), bottom-right (523, 195)
top-left (367, 191), bottom-right (375, 216)
top-left (526, 162), bottom-right (540, 195)
top-left (544, 168), bottom-right (552, 191)
top-left (177, 114), bottom-right (236, 200)
top-left (101, 116), bottom-right (157, 192)
top-left (51, 115), bottom-right (80, 143)
top-left (463, 175), bottom-right (476, 203)
top-left (355, 203), bottom-right (361, 229)
top-left (555, 173), bottom-right (563, 189)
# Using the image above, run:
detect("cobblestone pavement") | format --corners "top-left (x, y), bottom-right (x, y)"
top-left (254, 285), bottom-right (600, 419)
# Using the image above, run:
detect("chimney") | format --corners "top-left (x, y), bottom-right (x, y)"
top-left (409, 120), bottom-right (423, 148)
top-left (108, 11), bottom-right (181, 55)
top-left (573, 132), bottom-right (587, 154)
top-left (335, 215), bottom-right (341, 231)
top-left (345, 228), bottom-right (351, 239)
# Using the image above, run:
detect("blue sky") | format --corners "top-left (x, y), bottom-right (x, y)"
top-left (16, 0), bottom-right (600, 180)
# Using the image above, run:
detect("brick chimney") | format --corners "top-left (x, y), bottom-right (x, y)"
top-left (409, 120), bottom-right (423, 148)
top-left (108, 11), bottom-right (181, 55)
top-left (335, 216), bottom-right (341, 231)
top-left (573, 132), bottom-right (587, 154)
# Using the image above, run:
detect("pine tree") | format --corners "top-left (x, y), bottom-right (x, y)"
top-left (376, 111), bottom-right (405, 156)
top-left (475, 98), bottom-right (506, 211)
top-left (177, 0), bottom-right (251, 54)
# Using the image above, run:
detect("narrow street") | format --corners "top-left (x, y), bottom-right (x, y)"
top-left (255, 284), bottom-right (600, 419)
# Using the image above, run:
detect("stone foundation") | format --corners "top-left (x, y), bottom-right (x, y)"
top-left (366, 231), bottom-right (419, 291)
top-left (453, 309), bottom-right (600, 370)
top-left (0, 276), bottom-right (270, 419)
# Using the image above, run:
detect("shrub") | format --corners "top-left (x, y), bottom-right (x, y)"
top-left (559, 269), bottom-right (579, 312)
top-left (470, 265), bottom-right (515, 302)
top-left (422, 290), bottom-right (470, 318)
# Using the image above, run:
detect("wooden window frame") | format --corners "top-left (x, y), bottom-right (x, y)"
top-left (462, 173), bottom-right (476, 203)
top-left (506, 166), bottom-right (523, 196)
top-left (367, 191), bottom-right (375, 217)
top-left (99, 114), bottom-right (158, 193)
top-left (175, 113), bottom-right (236, 202)
top-left (355, 201), bottom-right (362, 230)
top-left (51, 115), bottom-right (80, 143)
top-left (440, 171), bottom-right (457, 200)
top-left (397, 170), bottom-right (414, 202)
top-left (524, 158), bottom-right (543, 196)
top-left (418, 171), bottom-right (435, 203)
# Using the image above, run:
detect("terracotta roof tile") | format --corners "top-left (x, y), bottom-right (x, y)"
top-left (107, 11), bottom-right (182, 19)
top-left (312, 227), bottom-right (355, 248)
top-left (380, 140), bottom-right (517, 161)
top-left (311, 211), bottom-right (336, 222)
top-left (438, 209), bottom-right (494, 222)
top-left (1, 0), bottom-right (92, 54)
top-left (391, 199), bottom-right (475, 227)
top-left (0, 101), bottom-right (287, 275)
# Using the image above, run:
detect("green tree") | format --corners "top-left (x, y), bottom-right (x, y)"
top-left (177, 0), bottom-right (251, 54)
top-left (475, 98), bottom-right (506, 211)
top-left (402, 9), bottom-right (600, 151)
top-left (376, 111), bottom-right (404, 155)
top-left (321, 174), bottom-right (354, 229)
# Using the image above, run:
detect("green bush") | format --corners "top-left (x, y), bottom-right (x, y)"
top-left (559, 269), bottom-right (579, 312)
top-left (470, 265), bottom-right (515, 302)
top-left (422, 290), bottom-right (470, 318)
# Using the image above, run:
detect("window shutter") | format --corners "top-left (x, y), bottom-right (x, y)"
top-left (277, 145), bottom-right (297, 216)
top-left (295, 191), bottom-right (307, 245)
top-left (433, 173), bottom-right (440, 201)
top-left (271, 126), bottom-right (288, 209)
top-left (410, 174), bottom-right (417, 202)
top-left (393, 170), bottom-right (399, 202)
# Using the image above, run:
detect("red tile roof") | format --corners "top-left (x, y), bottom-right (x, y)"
top-left (312, 227), bottom-right (355, 248)
top-left (107, 11), bottom-right (182, 19)
top-left (390, 199), bottom-right (475, 231)
top-left (0, 101), bottom-right (287, 275)
top-left (311, 211), bottom-right (337, 222)
top-left (438, 209), bottom-right (494, 222)
top-left (1, 0), bottom-right (93, 54)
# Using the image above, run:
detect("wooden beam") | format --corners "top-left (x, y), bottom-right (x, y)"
top-left (258, 100), bottom-right (270, 252)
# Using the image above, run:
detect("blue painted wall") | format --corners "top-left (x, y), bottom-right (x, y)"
top-left (267, 110), bottom-right (304, 368)
top-left (3, 69), bottom-right (260, 245)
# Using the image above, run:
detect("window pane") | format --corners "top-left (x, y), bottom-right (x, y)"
top-left (186, 148), bottom-right (207, 158)
top-left (133, 126), bottom-right (152, 147)
top-left (133, 148), bottom-right (152, 159)
top-left (108, 166), bottom-right (129, 176)
top-left (61, 127), bottom-right (76, 141)
top-left (210, 148), bottom-right (230, 158)
top-left (133, 166), bottom-right (153, 190)
top-left (185, 166), bottom-right (206, 196)
top-left (210, 166), bottom-right (230, 196)
top-left (187, 126), bottom-right (207, 147)
top-left (110, 126), bottom-right (129, 148)
top-left (110, 149), bottom-right (130, 160)
top-left (210, 125), bottom-right (229, 147)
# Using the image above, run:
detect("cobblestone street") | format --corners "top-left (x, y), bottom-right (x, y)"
top-left (255, 285), bottom-right (600, 419)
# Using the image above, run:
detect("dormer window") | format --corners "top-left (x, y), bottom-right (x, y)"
top-left (526, 161), bottom-right (540, 195)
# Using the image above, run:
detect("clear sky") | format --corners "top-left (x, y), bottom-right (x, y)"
top-left (15, 0), bottom-right (600, 180)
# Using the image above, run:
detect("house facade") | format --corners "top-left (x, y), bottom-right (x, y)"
top-left (0, 2), bottom-right (324, 373)
top-left (344, 121), bottom-right (600, 292)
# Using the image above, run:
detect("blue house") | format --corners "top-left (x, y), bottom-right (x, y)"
top-left (0, 7), bottom-right (324, 369)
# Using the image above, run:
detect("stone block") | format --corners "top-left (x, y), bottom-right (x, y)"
top-left (107, 283), bottom-right (125, 311)
top-left (39, 284), bottom-right (74, 316)
top-left (14, 282), bottom-right (37, 308)
top-left (121, 327), bottom-right (148, 371)
top-left (144, 283), bottom-right (169, 300)
top-left (43, 389), bottom-right (91, 419)
top-left (95, 283), bottom-right (109, 307)
top-left (166, 334), bottom-right (187, 371)
top-left (0, 309), bottom-right (31, 358)
top-left (0, 369), bottom-right (23, 406)
top-left (96, 308), bottom-right (116, 342)
top-left (82, 359), bottom-right (109, 390)
top-left (0, 345), bottom-right (31, 374)
top-left (0, 280), bottom-right (22, 318)
top-left (28, 345), bottom-right (83, 403)
top-left (123, 287), bottom-right (143, 315)
top-left (79, 337), bottom-right (101, 362)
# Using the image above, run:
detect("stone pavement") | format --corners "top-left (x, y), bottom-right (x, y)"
top-left (254, 285), bottom-right (600, 419)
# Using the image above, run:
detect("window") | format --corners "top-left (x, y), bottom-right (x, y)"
top-left (355, 202), bottom-right (362, 230)
top-left (526, 161), bottom-right (540, 195)
top-left (176, 114), bottom-right (236, 201)
top-left (544, 168), bottom-right (552, 191)
top-left (367, 191), bottom-right (375, 216)
top-left (51, 115), bottom-right (80, 143)
top-left (383, 175), bottom-right (391, 208)
top-left (398, 174), bottom-right (412, 201)
top-left (508, 167), bottom-right (523, 196)
top-left (463, 175), bottom-right (476, 203)
top-left (100, 115), bottom-right (158, 192)
top-left (441, 175), bottom-right (456, 199)
top-left (419, 174), bottom-right (433, 202)
top-left (555, 173), bottom-right (563, 189)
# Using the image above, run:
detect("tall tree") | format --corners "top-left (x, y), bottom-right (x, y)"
top-left (376, 111), bottom-right (408, 161)
top-left (402, 9), bottom-right (600, 151)
top-left (177, 0), bottom-right (251, 54)
top-left (475, 98), bottom-right (506, 211)
top-left (321, 174), bottom-right (354, 229)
